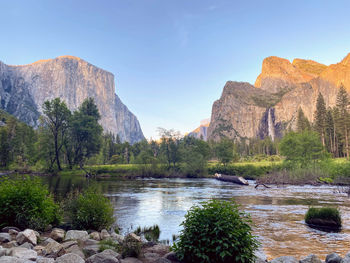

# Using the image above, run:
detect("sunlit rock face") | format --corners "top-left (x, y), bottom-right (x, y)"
top-left (0, 56), bottom-right (144, 143)
top-left (208, 53), bottom-right (350, 141)
top-left (188, 118), bottom-right (210, 141)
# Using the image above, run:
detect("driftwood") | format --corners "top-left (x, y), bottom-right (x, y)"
top-left (214, 173), bottom-right (249, 185)
top-left (255, 183), bottom-right (271, 189)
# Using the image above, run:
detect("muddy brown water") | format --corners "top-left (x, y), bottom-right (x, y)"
top-left (42, 176), bottom-right (350, 260)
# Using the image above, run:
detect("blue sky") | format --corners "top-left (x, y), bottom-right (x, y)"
top-left (1, 0), bottom-right (350, 139)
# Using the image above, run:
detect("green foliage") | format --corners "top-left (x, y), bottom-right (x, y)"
top-left (65, 187), bottom-right (114, 231)
top-left (214, 138), bottom-right (235, 166)
top-left (121, 234), bottom-right (142, 258)
top-left (297, 107), bottom-right (311, 132)
top-left (0, 176), bottom-right (61, 230)
top-left (305, 207), bottom-right (341, 228)
top-left (279, 130), bottom-right (327, 167)
top-left (209, 163), bottom-right (275, 179)
top-left (99, 239), bottom-right (121, 252)
top-left (314, 92), bottom-right (327, 145)
top-left (173, 200), bottom-right (259, 263)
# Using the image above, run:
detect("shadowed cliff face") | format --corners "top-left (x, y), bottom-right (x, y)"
top-left (0, 56), bottom-right (144, 143)
top-left (208, 53), bottom-right (349, 141)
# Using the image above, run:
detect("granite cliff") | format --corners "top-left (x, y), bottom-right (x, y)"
top-left (208, 53), bottom-right (350, 141)
top-left (188, 118), bottom-right (210, 141)
top-left (0, 56), bottom-right (144, 143)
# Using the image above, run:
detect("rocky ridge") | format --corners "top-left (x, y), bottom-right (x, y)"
top-left (0, 56), bottom-right (144, 143)
top-left (208, 53), bottom-right (350, 141)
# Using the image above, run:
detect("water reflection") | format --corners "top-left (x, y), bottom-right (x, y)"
top-left (41, 176), bottom-right (350, 260)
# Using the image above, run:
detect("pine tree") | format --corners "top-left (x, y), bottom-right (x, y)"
top-left (335, 84), bottom-right (350, 159)
top-left (297, 107), bottom-right (311, 132)
top-left (314, 92), bottom-right (327, 146)
top-left (325, 108), bottom-right (335, 155)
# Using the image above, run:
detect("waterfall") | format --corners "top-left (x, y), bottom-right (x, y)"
top-left (268, 108), bottom-right (275, 141)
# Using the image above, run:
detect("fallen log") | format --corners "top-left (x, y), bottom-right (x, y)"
top-left (214, 173), bottom-right (249, 185)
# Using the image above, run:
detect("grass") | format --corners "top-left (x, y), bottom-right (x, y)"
top-left (99, 238), bottom-right (121, 252)
top-left (305, 207), bottom-right (341, 229)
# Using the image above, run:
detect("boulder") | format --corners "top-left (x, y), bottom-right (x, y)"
top-left (90, 231), bottom-right (101, 241)
top-left (0, 245), bottom-right (7, 257)
top-left (153, 259), bottom-right (171, 263)
top-left (55, 253), bottom-right (85, 263)
top-left (326, 253), bottom-right (342, 263)
top-left (144, 244), bottom-right (169, 255)
top-left (270, 256), bottom-right (298, 263)
top-left (19, 242), bottom-right (33, 250)
top-left (121, 258), bottom-right (143, 263)
top-left (144, 252), bottom-right (161, 261)
top-left (342, 253), bottom-right (350, 263)
top-left (126, 233), bottom-right (141, 243)
top-left (2, 241), bottom-right (18, 248)
top-left (37, 257), bottom-right (55, 263)
top-left (42, 240), bottom-right (66, 258)
top-left (1, 227), bottom-right (20, 233)
top-left (61, 240), bottom-right (78, 250)
top-left (9, 247), bottom-right (37, 261)
top-left (83, 245), bottom-right (100, 257)
top-left (86, 252), bottom-right (119, 263)
top-left (65, 244), bottom-right (85, 259)
top-left (0, 233), bottom-right (11, 243)
top-left (33, 245), bottom-right (45, 255)
top-left (8, 229), bottom-right (19, 239)
top-left (163, 252), bottom-right (179, 262)
top-left (0, 256), bottom-right (27, 263)
top-left (101, 229), bottom-right (111, 240)
top-left (40, 237), bottom-right (57, 246)
top-left (84, 239), bottom-right (99, 246)
top-left (111, 233), bottom-right (124, 243)
top-left (300, 254), bottom-right (322, 263)
top-left (50, 228), bottom-right (65, 242)
top-left (64, 230), bottom-right (89, 241)
top-left (16, 229), bottom-right (37, 245)
top-left (100, 249), bottom-right (122, 260)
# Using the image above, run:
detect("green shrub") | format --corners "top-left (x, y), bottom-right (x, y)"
top-left (121, 234), bottom-right (142, 258)
top-left (99, 238), bottom-right (120, 252)
top-left (305, 207), bottom-right (341, 229)
top-left (0, 175), bottom-right (61, 230)
top-left (66, 187), bottom-right (115, 231)
top-left (173, 199), bottom-right (259, 263)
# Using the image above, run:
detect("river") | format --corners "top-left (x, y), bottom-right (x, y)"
top-left (42, 176), bottom-right (350, 260)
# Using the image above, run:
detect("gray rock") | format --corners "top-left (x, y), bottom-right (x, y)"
top-left (0, 233), bottom-right (11, 243)
top-left (65, 244), bottom-right (85, 259)
top-left (0, 245), bottom-right (7, 257)
top-left (19, 242), bottom-right (33, 250)
top-left (84, 239), bottom-right (99, 246)
top-left (300, 254), bottom-right (322, 263)
top-left (33, 245), bottom-right (45, 255)
top-left (1, 227), bottom-right (20, 233)
top-left (61, 240), bottom-right (78, 250)
top-left (153, 258), bottom-right (171, 263)
top-left (2, 241), bottom-right (18, 248)
top-left (8, 229), bottom-right (19, 239)
top-left (120, 258), bottom-right (143, 263)
top-left (55, 253), bottom-right (85, 263)
top-left (9, 247), bottom-right (37, 261)
top-left (16, 229), bottom-right (37, 245)
top-left (40, 237), bottom-right (57, 246)
top-left (90, 232), bottom-right (101, 241)
top-left (0, 256), bottom-right (27, 263)
top-left (100, 229), bottom-right (111, 240)
top-left (270, 256), bottom-right (298, 263)
top-left (342, 253), bottom-right (350, 263)
top-left (42, 240), bottom-right (65, 258)
top-left (0, 57), bottom-right (145, 144)
top-left (100, 249), bottom-right (121, 260)
top-left (111, 234), bottom-right (124, 243)
top-left (326, 253), bottom-right (342, 263)
top-left (50, 228), bottom-right (65, 242)
top-left (144, 252), bottom-right (160, 261)
top-left (144, 244), bottom-right (169, 255)
top-left (255, 258), bottom-right (266, 263)
top-left (83, 245), bottom-right (100, 257)
top-left (163, 252), bottom-right (179, 262)
top-left (64, 230), bottom-right (89, 241)
top-left (86, 252), bottom-right (119, 263)
top-left (36, 257), bottom-right (55, 263)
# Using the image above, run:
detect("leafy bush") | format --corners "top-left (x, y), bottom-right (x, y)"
top-left (173, 199), bottom-right (259, 263)
top-left (305, 207), bottom-right (341, 229)
top-left (0, 175), bottom-right (61, 230)
top-left (121, 234), bottom-right (142, 258)
top-left (66, 187), bottom-right (114, 231)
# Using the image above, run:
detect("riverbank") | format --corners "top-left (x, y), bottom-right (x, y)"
top-left (0, 226), bottom-right (349, 263)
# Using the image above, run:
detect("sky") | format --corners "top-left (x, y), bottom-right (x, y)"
top-left (1, 0), bottom-right (350, 139)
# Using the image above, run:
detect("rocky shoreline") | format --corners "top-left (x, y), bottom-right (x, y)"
top-left (0, 227), bottom-right (348, 263)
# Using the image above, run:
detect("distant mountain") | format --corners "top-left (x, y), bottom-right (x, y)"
top-left (0, 56), bottom-right (144, 143)
top-left (208, 53), bottom-right (350, 141)
top-left (188, 118), bottom-right (210, 141)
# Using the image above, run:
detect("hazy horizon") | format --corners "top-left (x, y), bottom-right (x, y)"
top-left (2, 0), bottom-right (350, 139)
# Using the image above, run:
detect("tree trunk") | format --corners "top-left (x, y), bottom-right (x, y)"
top-left (346, 125), bottom-right (349, 160)
top-left (54, 134), bottom-right (62, 171)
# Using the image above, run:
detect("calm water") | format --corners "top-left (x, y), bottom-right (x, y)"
top-left (42, 176), bottom-right (350, 260)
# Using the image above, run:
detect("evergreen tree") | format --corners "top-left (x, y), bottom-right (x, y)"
top-left (297, 107), bottom-right (311, 132)
top-left (0, 128), bottom-right (10, 167)
top-left (335, 84), bottom-right (350, 159)
top-left (314, 92), bottom-right (327, 146)
top-left (325, 108), bottom-right (335, 155)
